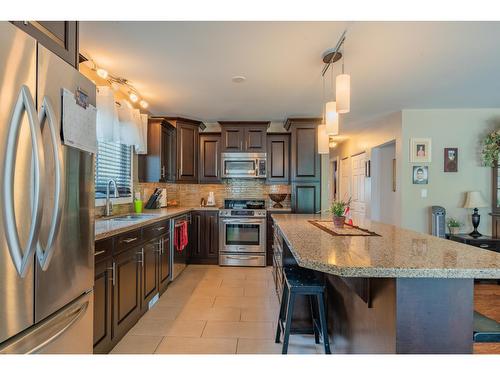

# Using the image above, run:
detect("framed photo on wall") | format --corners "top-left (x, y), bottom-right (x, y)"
top-left (412, 166), bottom-right (428, 184)
top-left (410, 138), bottom-right (432, 163)
top-left (444, 147), bottom-right (458, 172)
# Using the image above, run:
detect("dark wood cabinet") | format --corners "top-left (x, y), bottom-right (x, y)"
top-left (291, 182), bottom-right (321, 214)
top-left (140, 240), bottom-right (159, 312)
top-left (12, 21), bottom-right (79, 67)
top-left (159, 235), bottom-right (170, 294)
top-left (199, 133), bottom-right (222, 183)
top-left (189, 211), bottom-right (219, 265)
top-left (113, 246), bottom-right (142, 341)
top-left (267, 133), bottom-right (290, 183)
top-left (93, 258), bottom-right (113, 354)
top-left (139, 117), bottom-right (204, 184)
top-left (219, 122), bottom-right (269, 153)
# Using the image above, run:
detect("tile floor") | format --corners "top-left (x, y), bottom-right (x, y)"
top-left (110, 265), bottom-right (326, 354)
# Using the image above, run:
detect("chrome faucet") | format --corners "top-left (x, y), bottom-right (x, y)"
top-left (105, 179), bottom-right (119, 216)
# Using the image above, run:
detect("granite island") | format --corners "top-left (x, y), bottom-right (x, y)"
top-left (271, 214), bottom-right (500, 354)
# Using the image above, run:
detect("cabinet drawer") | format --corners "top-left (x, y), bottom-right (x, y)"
top-left (95, 237), bottom-right (113, 261)
top-left (115, 229), bottom-right (143, 253)
top-left (143, 220), bottom-right (169, 241)
top-left (472, 241), bottom-right (498, 251)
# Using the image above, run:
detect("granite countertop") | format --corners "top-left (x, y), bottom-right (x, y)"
top-left (95, 206), bottom-right (219, 241)
top-left (272, 214), bottom-right (500, 279)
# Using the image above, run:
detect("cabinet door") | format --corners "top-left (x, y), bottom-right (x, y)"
top-left (199, 134), bottom-right (221, 183)
top-left (190, 211), bottom-right (203, 259)
top-left (291, 182), bottom-right (320, 214)
top-left (290, 123), bottom-right (320, 181)
top-left (267, 134), bottom-right (290, 183)
top-left (140, 241), bottom-right (159, 311)
top-left (177, 122), bottom-right (198, 182)
top-left (159, 235), bottom-right (170, 293)
top-left (12, 21), bottom-right (78, 67)
top-left (93, 259), bottom-right (113, 354)
top-left (221, 126), bottom-right (244, 152)
top-left (244, 127), bottom-right (267, 152)
top-left (206, 212), bottom-right (219, 260)
top-left (113, 247), bottom-right (142, 342)
top-left (266, 214), bottom-right (274, 266)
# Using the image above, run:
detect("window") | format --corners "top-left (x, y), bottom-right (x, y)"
top-left (95, 141), bottom-right (133, 204)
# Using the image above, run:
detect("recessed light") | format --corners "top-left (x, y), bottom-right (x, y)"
top-left (231, 75), bottom-right (246, 83)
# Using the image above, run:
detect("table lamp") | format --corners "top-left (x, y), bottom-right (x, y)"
top-left (462, 191), bottom-right (488, 238)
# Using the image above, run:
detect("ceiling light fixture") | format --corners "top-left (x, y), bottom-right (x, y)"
top-left (96, 68), bottom-right (108, 79)
top-left (317, 124), bottom-right (330, 154)
top-left (139, 100), bottom-right (149, 109)
top-left (129, 92), bottom-right (138, 103)
top-left (232, 75), bottom-right (246, 83)
top-left (336, 54), bottom-right (350, 114)
top-left (325, 101), bottom-right (339, 136)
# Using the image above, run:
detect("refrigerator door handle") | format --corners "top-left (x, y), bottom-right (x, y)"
top-left (36, 96), bottom-right (64, 271)
top-left (1, 84), bottom-right (45, 278)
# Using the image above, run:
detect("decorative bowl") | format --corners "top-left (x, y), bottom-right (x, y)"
top-left (269, 193), bottom-right (288, 208)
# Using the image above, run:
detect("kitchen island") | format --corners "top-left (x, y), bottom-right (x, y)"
top-left (271, 214), bottom-right (500, 354)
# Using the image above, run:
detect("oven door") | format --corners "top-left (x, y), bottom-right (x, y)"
top-left (219, 218), bottom-right (266, 253)
top-left (222, 159), bottom-right (257, 178)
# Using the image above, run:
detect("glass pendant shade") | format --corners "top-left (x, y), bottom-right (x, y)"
top-left (317, 124), bottom-right (329, 154)
top-left (325, 101), bottom-right (339, 136)
top-left (336, 74), bottom-right (350, 113)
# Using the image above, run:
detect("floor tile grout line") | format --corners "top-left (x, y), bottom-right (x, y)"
top-left (199, 320), bottom-right (208, 338)
top-left (152, 335), bottom-right (167, 354)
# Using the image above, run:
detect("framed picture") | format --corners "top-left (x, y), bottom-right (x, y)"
top-left (410, 138), bottom-right (432, 163)
top-left (413, 166), bottom-right (428, 184)
top-left (444, 147), bottom-right (458, 172)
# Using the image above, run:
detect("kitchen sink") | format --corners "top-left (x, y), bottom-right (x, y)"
top-left (108, 214), bottom-right (158, 222)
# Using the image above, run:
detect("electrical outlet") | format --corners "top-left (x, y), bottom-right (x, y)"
top-left (421, 189), bottom-right (428, 198)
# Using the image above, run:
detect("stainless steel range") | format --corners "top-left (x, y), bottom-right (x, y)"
top-left (219, 199), bottom-right (266, 267)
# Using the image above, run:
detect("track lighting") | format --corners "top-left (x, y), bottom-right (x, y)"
top-left (129, 92), bottom-right (138, 103)
top-left (139, 100), bottom-right (149, 109)
top-left (96, 68), bottom-right (108, 79)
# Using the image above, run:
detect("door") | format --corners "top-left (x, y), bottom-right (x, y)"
top-left (350, 153), bottom-right (367, 224)
top-left (267, 134), bottom-right (290, 183)
top-left (176, 122), bottom-right (198, 182)
top-left (93, 259), bottom-right (113, 353)
top-left (35, 44), bottom-right (95, 323)
top-left (244, 127), bottom-right (266, 152)
top-left (340, 157), bottom-right (350, 201)
top-left (0, 22), bottom-right (37, 343)
top-left (221, 126), bottom-right (244, 152)
top-left (199, 133), bottom-right (221, 183)
top-left (159, 235), bottom-right (170, 292)
top-left (140, 241), bottom-right (159, 311)
top-left (113, 247), bottom-right (141, 341)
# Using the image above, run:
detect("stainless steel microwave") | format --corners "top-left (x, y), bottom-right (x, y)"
top-left (221, 153), bottom-right (267, 179)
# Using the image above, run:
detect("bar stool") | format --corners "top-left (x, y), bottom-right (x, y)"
top-left (275, 266), bottom-right (331, 354)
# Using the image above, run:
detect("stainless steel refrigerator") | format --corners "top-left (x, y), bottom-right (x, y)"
top-left (0, 22), bottom-right (94, 354)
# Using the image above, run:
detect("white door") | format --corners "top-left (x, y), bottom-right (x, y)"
top-left (350, 153), bottom-right (367, 224)
top-left (340, 157), bottom-right (350, 202)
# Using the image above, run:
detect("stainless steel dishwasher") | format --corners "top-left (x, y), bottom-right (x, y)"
top-left (170, 213), bottom-right (191, 280)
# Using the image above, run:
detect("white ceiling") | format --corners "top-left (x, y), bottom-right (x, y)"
top-left (80, 21), bottom-right (500, 130)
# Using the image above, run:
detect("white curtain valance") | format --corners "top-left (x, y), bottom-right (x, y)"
top-left (117, 99), bottom-right (142, 147)
top-left (96, 86), bottom-right (120, 142)
top-left (135, 113), bottom-right (148, 154)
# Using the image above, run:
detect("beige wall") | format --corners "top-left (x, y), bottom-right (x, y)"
top-left (401, 109), bottom-right (500, 234)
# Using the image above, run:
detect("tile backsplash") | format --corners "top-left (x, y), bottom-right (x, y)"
top-left (137, 180), bottom-right (291, 209)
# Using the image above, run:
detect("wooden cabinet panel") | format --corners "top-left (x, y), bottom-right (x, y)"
top-left (221, 126), bottom-right (244, 152)
top-left (207, 212), bottom-right (219, 259)
top-left (190, 211), bottom-right (203, 259)
top-left (140, 241), bottom-right (159, 311)
top-left (199, 133), bottom-right (221, 183)
top-left (177, 122), bottom-right (199, 182)
top-left (286, 118), bottom-right (321, 182)
top-left (113, 247), bottom-right (141, 341)
top-left (267, 133), bottom-right (290, 183)
top-left (292, 182), bottom-right (321, 214)
top-left (12, 21), bottom-right (78, 67)
top-left (245, 127), bottom-right (267, 152)
top-left (189, 211), bottom-right (218, 264)
top-left (93, 259), bottom-right (113, 354)
top-left (159, 235), bottom-right (170, 293)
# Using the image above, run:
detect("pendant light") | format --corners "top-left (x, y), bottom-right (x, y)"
top-left (336, 54), bottom-right (350, 114)
top-left (318, 76), bottom-right (329, 154)
top-left (325, 101), bottom-right (339, 135)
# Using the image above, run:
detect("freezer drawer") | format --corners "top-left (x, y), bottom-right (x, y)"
top-left (0, 291), bottom-right (93, 354)
top-left (219, 253), bottom-right (266, 267)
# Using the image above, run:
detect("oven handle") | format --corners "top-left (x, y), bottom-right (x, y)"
top-left (225, 255), bottom-right (262, 261)
top-left (221, 219), bottom-right (265, 224)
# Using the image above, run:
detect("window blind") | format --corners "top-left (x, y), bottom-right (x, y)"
top-left (95, 142), bottom-right (132, 199)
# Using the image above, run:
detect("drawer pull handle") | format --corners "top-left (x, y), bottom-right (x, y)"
top-left (156, 226), bottom-right (165, 231)
top-left (479, 244), bottom-right (490, 248)
top-left (122, 237), bottom-right (137, 243)
top-left (94, 250), bottom-right (106, 256)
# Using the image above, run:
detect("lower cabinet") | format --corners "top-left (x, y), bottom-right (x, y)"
top-left (140, 240), bottom-right (160, 313)
top-left (159, 235), bottom-right (171, 294)
top-left (113, 246), bottom-right (142, 342)
top-left (291, 182), bottom-right (321, 213)
top-left (189, 211), bottom-right (219, 265)
top-left (93, 258), bottom-right (113, 354)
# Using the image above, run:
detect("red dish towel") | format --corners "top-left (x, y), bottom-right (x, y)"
top-left (174, 221), bottom-right (188, 252)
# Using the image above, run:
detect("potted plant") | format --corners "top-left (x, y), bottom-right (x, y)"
top-left (329, 198), bottom-right (351, 228)
top-left (447, 217), bottom-right (462, 235)
top-left (481, 129), bottom-right (500, 167)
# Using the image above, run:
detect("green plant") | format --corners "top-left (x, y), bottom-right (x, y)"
top-left (329, 198), bottom-right (351, 217)
top-left (447, 218), bottom-right (462, 228)
top-left (481, 129), bottom-right (500, 167)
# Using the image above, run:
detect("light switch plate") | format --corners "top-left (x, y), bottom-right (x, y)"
top-left (421, 189), bottom-right (428, 198)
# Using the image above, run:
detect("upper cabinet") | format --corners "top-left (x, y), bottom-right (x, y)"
top-left (138, 117), bottom-right (205, 184)
top-left (199, 133), bottom-right (222, 184)
top-left (219, 122), bottom-right (269, 153)
top-left (11, 21), bottom-right (79, 67)
top-left (267, 133), bottom-right (290, 184)
top-left (285, 118), bottom-right (321, 182)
